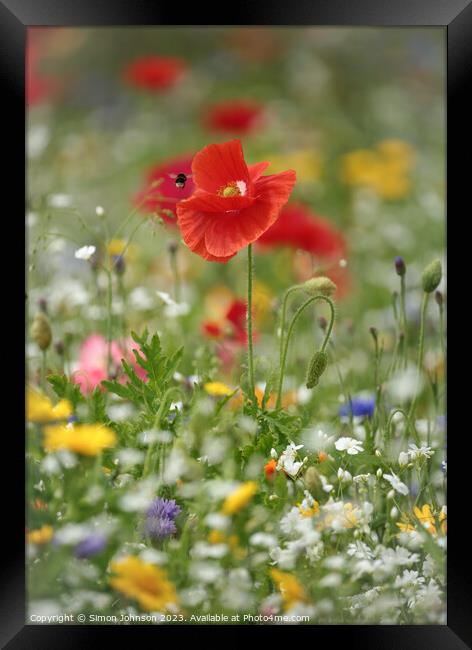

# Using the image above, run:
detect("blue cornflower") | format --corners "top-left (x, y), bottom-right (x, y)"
top-left (339, 396), bottom-right (375, 419)
top-left (144, 498), bottom-right (181, 543)
top-left (75, 533), bottom-right (107, 559)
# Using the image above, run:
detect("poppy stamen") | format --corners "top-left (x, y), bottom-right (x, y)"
top-left (218, 180), bottom-right (247, 197)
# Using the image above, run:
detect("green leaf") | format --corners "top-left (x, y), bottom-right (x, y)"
top-left (47, 374), bottom-right (83, 408)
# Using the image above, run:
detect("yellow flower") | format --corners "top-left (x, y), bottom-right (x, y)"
top-left (222, 481), bottom-right (257, 515)
top-left (397, 504), bottom-right (446, 537)
top-left (109, 556), bottom-right (178, 612)
top-left (268, 150), bottom-right (322, 183)
top-left (208, 530), bottom-right (246, 559)
top-left (298, 501), bottom-right (320, 518)
top-left (203, 382), bottom-right (234, 397)
top-left (27, 524), bottom-right (53, 545)
top-left (208, 530), bottom-right (226, 544)
top-left (253, 280), bottom-right (274, 323)
top-left (27, 388), bottom-right (72, 423)
top-left (340, 139), bottom-right (415, 199)
top-left (270, 568), bottom-right (309, 610)
top-left (43, 423), bottom-right (116, 456)
top-left (107, 239), bottom-right (137, 260)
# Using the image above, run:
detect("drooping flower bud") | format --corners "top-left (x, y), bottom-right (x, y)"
top-left (303, 276), bottom-right (337, 298)
top-left (394, 256), bottom-right (406, 276)
top-left (435, 290), bottom-right (444, 307)
top-left (31, 312), bottom-right (52, 351)
top-left (305, 350), bottom-right (328, 389)
top-left (369, 327), bottom-right (378, 343)
top-left (422, 259), bottom-right (442, 293)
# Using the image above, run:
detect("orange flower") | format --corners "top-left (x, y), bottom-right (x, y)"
top-left (176, 139), bottom-right (296, 263)
top-left (264, 458), bottom-right (277, 480)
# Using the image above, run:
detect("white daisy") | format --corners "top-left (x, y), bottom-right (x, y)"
top-left (335, 436), bottom-right (364, 455)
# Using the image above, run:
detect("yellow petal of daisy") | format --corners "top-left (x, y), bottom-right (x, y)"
top-left (43, 423), bottom-right (116, 456)
top-left (109, 556), bottom-right (178, 612)
top-left (222, 481), bottom-right (257, 515)
top-left (203, 381), bottom-right (234, 397)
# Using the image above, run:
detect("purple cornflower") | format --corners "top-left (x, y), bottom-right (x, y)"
top-left (144, 498), bottom-right (181, 543)
top-left (75, 533), bottom-right (107, 559)
top-left (339, 396), bottom-right (375, 419)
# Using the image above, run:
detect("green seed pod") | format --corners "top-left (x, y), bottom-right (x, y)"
top-left (422, 259), bottom-right (442, 293)
top-left (31, 312), bottom-right (52, 351)
top-left (303, 276), bottom-right (337, 297)
top-left (306, 350), bottom-right (328, 389)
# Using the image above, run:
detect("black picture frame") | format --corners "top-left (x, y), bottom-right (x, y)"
top-left (2, 0), bottom-right (469, 646)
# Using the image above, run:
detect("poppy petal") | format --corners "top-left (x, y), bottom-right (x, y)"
top-left (247, 161), bottom-right (270, 184)
top-left (253, 169), bottom-right (297, 211)
top-left (192, 139), bottom-right (249, 193)
top-left (176, 201), bottom-right (235, 263)
top-left (182, 189), bottom-right (254, 213)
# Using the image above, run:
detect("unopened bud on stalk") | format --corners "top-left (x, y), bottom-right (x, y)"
top-left (435, 290), bottom-right (444, 307)
top-left (394, 256), bottom-right (406, 276)
top-left (422, 259), bottom-right (442, 293)
top-left (376, 468), bottom-right (383, 479)
top-left (303, 276), bottom-right (337, 298)
top-left (167, 240), bottom-right (178, 255)
top-left (387, 489), bottom-right (395, 500)
top-left (305, 350), bottom-right (328, 389)
top-left (54, 340), bottom-right (65, 356)
top-left (369, 327), bottom-right (378, 343)
top-left (31, 312), bottom-right (52, 351)
top-left (304, 466), bottom-right (322, 496)
top-left (390, 506), bottom-right (399, 520)
top-left (375, 449), bottom-right (382, 458)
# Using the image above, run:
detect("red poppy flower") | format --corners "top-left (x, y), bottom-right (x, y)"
top-left (203, 100), bottom-right (264, 135)
top-left (258, 202), bottom-right (347, 259)
top-left (176, 139), bottom-right (296, 263)
top-left (122, 56), bottom-right (186, 93)
top-left (202, 299), bottom-right (255, 346)
top-left (134, 154), bottom-right (195, 225)
top-left (26, 41), bottom-right (58, 106)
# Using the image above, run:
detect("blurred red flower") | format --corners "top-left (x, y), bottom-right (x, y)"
top-left (135, 154), bottom-right (195, 225)
top-left (202, 297), bottom-right (258, 371)
top-left (203, 100), bottom-right (264, 135)
top-left (176, 139), bottom-right (296, 263)
top-left (122, 56), bottom-right (186, 93)
top-left (202, 299), bottom-right (254, 346)
top-left (257, 202), bottom-right (347, 259)
top-left (26, 40), bottom-right (58, 106)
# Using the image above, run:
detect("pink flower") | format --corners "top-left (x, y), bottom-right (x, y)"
top-left (72, 334), bottom-right (147, 395)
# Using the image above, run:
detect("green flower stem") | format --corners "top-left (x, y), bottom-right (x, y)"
top-left (408, 291), bottom-right (429, 420)
top-left (41, 350), bottom-right (48, 392)
top-left (438, 299), bottom-right (446, 364)
top-left (278, 284), bottom-right (302, 370)
top-left (400, 274), bottom-right (408, 368)
top-left (142, 387), bottom-right (184, 477)
top-left (246, 243), bottom-right (256, 403)
top-left (276, 295), bottom-right (335, 408)
top-left (386, 408), bottom-right (420, 448)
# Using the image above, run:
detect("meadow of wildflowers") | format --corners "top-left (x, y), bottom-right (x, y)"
top-left (26, 27), bottom-right (446, 626)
